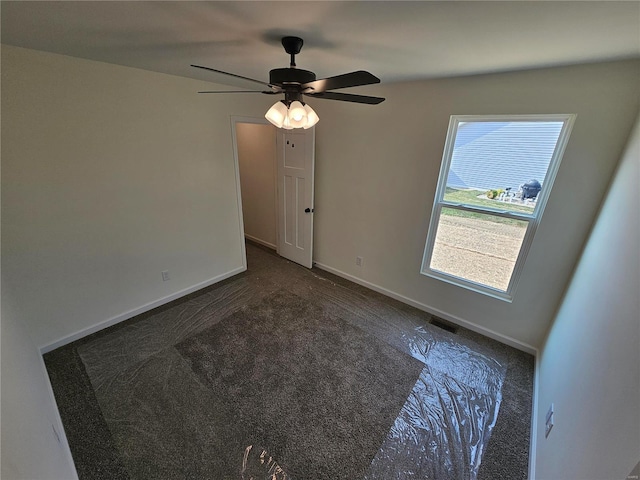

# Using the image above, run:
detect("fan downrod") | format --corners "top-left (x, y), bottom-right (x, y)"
top-left (269, 36), bottom-right (315, 87)
top-left (282, 36), bottom-right (303, 67)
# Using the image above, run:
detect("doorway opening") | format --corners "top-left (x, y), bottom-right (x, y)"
top-left (234, 118), bottom-right (278, 250)
top-left (232, 116), bottom-right (315, 268)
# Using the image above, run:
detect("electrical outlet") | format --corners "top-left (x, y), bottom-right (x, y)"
top-left (545, 403), bottom-right (554, 438)
top-left (355, 256), bottom-right (363, 267)
top-left (546, 403), bottom-right (554, 423)
top-left (162, 270), bottom-right (170, 282)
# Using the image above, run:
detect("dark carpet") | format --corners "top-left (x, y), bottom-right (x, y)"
top-left (176, 289), bottom-right (423, 479)
top-left (44, 241), bottom-right (534, 480)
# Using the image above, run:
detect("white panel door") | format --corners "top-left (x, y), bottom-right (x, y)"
top-left (276, 128), bottom-right (315, 268)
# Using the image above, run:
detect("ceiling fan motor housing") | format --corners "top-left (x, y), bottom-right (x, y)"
top-left (269, 68), bottom-right (316, 86)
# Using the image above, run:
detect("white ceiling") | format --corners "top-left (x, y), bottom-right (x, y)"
top-left (2, 1), bottom-right (639, 89)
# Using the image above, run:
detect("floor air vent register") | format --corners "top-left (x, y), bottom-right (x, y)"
top-left (428, 317), bottom-right (459, 334)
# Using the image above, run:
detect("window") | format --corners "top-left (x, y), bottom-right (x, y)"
top-left (421, 114), bottom-right (575, 301)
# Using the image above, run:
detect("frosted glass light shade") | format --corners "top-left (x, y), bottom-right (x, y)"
top-left (303, 104), bottom-right (319, 129)
top-left (288, 101), bottom-right (307, 128)
top-left (282, 112), bottom-right (293, 130)
top-left (265, 100), bottom-right (320, 129)
top-left (265, 101), bottom-right (288, 128)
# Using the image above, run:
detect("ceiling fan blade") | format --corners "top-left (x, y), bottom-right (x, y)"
top-left (301, 71), bottom-right (380, 93)
top-left (305, 91), bottom-right (385, 105)
top-left (198, 90), bottom-right (278, 94)
top-left (191, 64), bottom-right (272, 88)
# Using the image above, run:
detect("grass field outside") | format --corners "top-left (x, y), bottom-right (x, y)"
top-left (432, 188), bottom-right (532, 291)
top-left (441, 188), bottom-right (534, 227)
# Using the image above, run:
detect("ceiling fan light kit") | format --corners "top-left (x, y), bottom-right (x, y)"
top-left (265, 99), bottom-right (319, 130)
top-left (192, 36), bottom-right (385, 129)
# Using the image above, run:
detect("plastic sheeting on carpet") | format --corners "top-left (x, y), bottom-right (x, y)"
top-left (365, 325), bottom-right (506, 480)
top-left (242, 445), bottom-right (290, 480)
top-left (62, 241), bottom-right (511, 479)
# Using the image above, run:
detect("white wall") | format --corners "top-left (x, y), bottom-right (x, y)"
top-left (1, 45), bottom-right (275, 348)
top-left (311, 60), bottom-right (640, 349)
top-left (534, 114), bottom-right (639, 479)
top-left (1, 291), bottom-right (77, 480)
top-left (1, 45), bottom-right (274, 477)
top-left (237, 122), bottom-right (277, 248)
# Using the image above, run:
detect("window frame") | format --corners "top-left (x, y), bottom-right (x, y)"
top-left (421, 114), bottom-right (576, 302)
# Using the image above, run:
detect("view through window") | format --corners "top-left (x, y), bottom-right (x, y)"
top-left (421, 115), bottom-right (575, 300)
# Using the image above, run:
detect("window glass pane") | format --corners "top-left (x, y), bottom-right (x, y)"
top-left (444, 121), bottom-right (564, 214)
top-left (429, 208), bottom-right (528, 292)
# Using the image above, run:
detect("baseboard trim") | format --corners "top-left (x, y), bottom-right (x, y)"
top-left (40, 266), bottom-right (246, 354)
top-left (244, 234), bottom-right (276, 250)
top-left (313, 261), bottom-right (538, 356)
top-left (37, 346), bottom-right (80, 479)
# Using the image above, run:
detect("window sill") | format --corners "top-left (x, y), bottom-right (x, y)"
top-left (421, 268), bottom-right (514, 303)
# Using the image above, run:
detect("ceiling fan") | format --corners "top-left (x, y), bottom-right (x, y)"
top-left (191, 36), bottom-right (385, 129)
